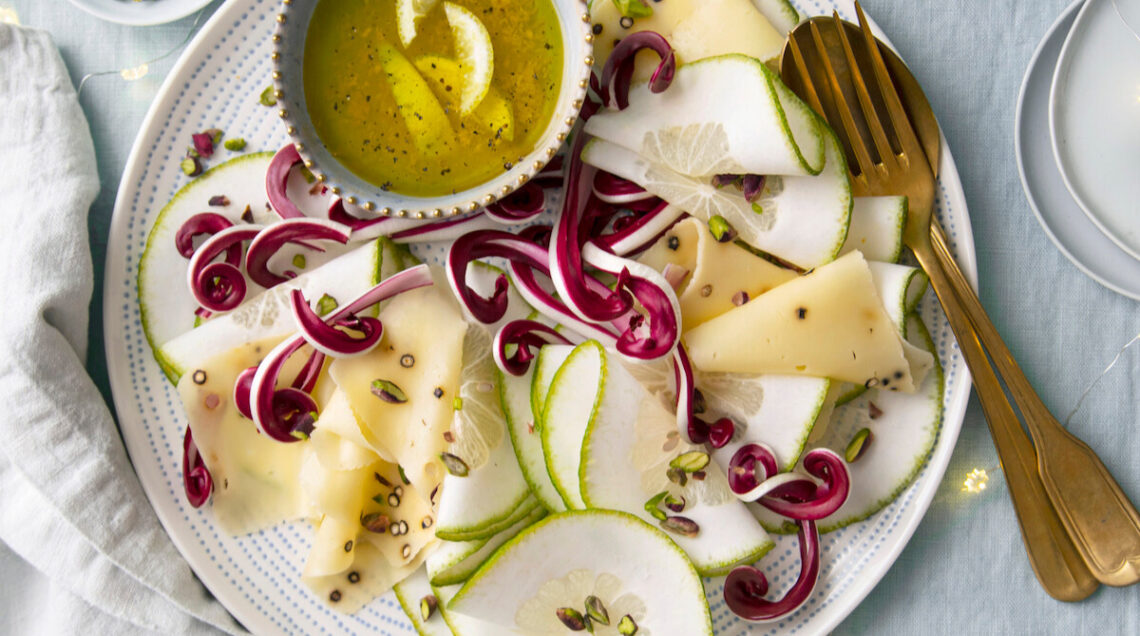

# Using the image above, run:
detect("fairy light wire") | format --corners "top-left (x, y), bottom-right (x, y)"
top-left (961, 330), bottom-right (1140, 496)
top-left (76, 7), bottom-right (208, 97)
top-left (1064, 331), bottom-right (1140, 427)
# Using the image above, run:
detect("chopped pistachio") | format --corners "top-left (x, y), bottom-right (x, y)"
top-left (440, 452), bottom-right (469, 477)
top-left (208, 195), bottom-right (230, 207)
top-left (751, 202), bottom-right (765, 215)
top-left (666, 466), bottom-right (688, 487)
top-left (371, 379), bottom-right (408, 404)
top-left (585, 595), bottom-right (610, 626)
top-left (223, 137), bottom-right (247, 151)
top-left (398, 465), bottom-right (410, 485)
top-left (316, 293), bottom-right (338, 316)
top-left (644, 491), bottom-right (668, 521)
top-left (868, 401), bottom-right (883, 420)
top-left (259, 85), bottom-right (277, 106)
top-left (663, 493), bottom-right (686, 513)
top-left (612, 0), bottom-right (652, 19)
top-left (420, 594), bottom-right (439, 621)
top-left (617, 615), bottom-right (638, 635)
top-left (240, 204), bottom-right (254, 223)
top-left (660, 516), bottom-right (700, 537)
top-left (669, 450), bottom-right (710, 473)
top-left (292, 253), bottom-right (307, 269)
top-left (180, 156), bottom-right (202, 177)
top-left (289, 430), bottom-right (309, 441)
top-left (299, 165), bottom-right (317, 183)
top-left (707, 215), bottom-right (737, 243)
top-left (556, 607), bottom-right (587, 631)
top-left (846, 427), bottom-right (873, 463)
top-left (453, 396), bottom-right (464, 411)
top-left (361, 512), bottom-right (390, 533)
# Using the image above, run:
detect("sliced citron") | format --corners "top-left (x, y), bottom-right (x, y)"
top-left (442, 2), bottom-right (494, 117)
top-left (449, 510), bottom-right (714, 635)
top-left (396, 0), bottom-right (440, 48)
top-left (378, 39), bottom-right (454, 158)
top-left (414, 55), bottom-right (514, 142)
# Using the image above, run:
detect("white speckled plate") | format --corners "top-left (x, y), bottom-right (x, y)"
top-left (1018, 0), bottom-right (1140, 300)
top-left (104, 0), bottom-right (975, 633)
top-left (1050, 0), bottom-right (1140, 262)
top-left (67, 0), bottom-right (216, 26)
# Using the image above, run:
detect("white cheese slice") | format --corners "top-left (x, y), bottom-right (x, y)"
top-left (313, 390), bottom-right (393, 467)
top-left (329, 274), bottom-right (467, 501)
top-left (637, 217), bottom-right (797, 330)
top-left (178, 336), bottom-right (309, 535)
top-left (683, 251), bottom-right (932, 392)
top-left (303, 538), bottom-right (431, 614)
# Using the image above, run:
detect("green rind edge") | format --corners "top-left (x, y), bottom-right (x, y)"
top-left (696, 537), bottom-right (776, 577)
top-left (449, 509), bottom-right (714, 635)
top-left (393, 579), bottom-right (435, 636)
top-left (817, 312), bottom-right (943, 534)
top-left (137, 151), bottom-right (275, 384)
top-left (541, 341), bottom-right (607, 510)
top-left (435, 495), bottom-right (540, 542)
top-left (779, 378), bottom-right (832, 473)
top-left (429, 506), bottom-right (548, 588)
top-left (499, 367), bottom-right (566, 512)
top-left (760, 314), bottom-right (944, 535)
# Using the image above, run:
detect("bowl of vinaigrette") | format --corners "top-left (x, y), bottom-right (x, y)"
top-left (272, 0), bottom-right (593, 218)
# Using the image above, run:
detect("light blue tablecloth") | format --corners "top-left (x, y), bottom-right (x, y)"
top-left (3, 0), bottom-right (1137, 633)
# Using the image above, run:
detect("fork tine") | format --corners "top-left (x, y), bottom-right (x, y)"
top-left (805, 20), bottom-right (877, 180)
top-left (830, 11), bottom-right (896, 169)
top-left (852, 1), bottom-right (928, 169)
top-left (784, 34), bottom-right (828, 125)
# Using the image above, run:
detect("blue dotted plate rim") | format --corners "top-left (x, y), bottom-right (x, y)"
top-left (102, 0), bottom-right (978, 633)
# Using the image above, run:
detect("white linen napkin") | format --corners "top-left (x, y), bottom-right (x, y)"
top-left (0, 23), bottom-right (242, 636)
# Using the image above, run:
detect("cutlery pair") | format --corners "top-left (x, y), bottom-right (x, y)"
top-left (779, 0), bottom-right (1140, 601)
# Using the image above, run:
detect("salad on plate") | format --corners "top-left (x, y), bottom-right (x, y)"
top-left (137, 0), bottom-right (945, 632)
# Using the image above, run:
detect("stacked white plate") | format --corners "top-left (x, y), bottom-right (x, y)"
top-left (1017, 0), bottom-right (1140, 299)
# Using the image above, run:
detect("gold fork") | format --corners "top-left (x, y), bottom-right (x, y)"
top-left (781, 2), bottom-right (1140, 598)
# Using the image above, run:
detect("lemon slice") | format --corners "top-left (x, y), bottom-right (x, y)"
top-left (450, 324), bottom-right (505, 468)
top-left (443, 2), bottom-right (494, 117)
top-left (378, 40), bottom-right (455, 158)
top-left (396, 0), bottom-right (440, 48)
top-left (414, 55), bottom-right (514, 142)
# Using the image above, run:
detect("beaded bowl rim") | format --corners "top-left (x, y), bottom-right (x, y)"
top-left (270, 0), bottom-right (595, 220)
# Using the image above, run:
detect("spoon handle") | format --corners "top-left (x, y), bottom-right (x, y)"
top-left (930, 220), bottom-right (1140, 587)
top-left (908, 229), bottom-right (1097, 600)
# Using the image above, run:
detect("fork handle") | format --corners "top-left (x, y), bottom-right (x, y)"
top-left (906, 232), bottom-right (1098, 600)
top-left (927, 221), bottom-right (1140, 587)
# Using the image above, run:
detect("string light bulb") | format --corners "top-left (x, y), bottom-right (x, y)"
top-left (0, 7), bottom-right (20, 25)
top-left (962, 468), bottom-right (989, 494)
top-left (119, 63), bottom-right (150, 82)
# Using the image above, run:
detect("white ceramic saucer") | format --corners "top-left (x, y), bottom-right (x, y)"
top-left (1017, 0), bottom-right (1140, 300)
top-left (66, 0), bottom-right (215, 26)
top-left (1049, 0), bottom-right (1140, 261)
